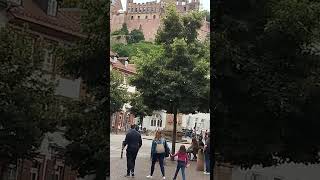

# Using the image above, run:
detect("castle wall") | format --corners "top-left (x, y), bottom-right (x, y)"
top-left (111, 13), bottom-right (126, 32)
top-left (110, 0), bottom-right (208, 42)
top-left (126, 12), bottom-right (161, 41)
top-left (198, 20), bottom-right (210, 41)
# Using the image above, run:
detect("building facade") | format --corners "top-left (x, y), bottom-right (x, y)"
top-left (110, 51), bottom-right (137, 132)
top-left (111, 0), bottom-right (210, 42)
top-left (0, 0), bottom-right (85, 179)
top-left (182, 113), bottom-right (210, 133)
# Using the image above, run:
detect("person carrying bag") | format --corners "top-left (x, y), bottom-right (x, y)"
top-left (147, 131), bottom-right (169, 179)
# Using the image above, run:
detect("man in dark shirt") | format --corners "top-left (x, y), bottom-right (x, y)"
top-left (122, 124), bottom-right (142, 177)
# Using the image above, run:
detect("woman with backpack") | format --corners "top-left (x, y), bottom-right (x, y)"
top-left (147, 130), bottom-right (170, 179)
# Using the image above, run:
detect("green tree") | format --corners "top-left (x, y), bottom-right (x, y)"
top-left (111, 23), bottom-right (129, 36)
top-left (59, 0), bottom-right (109, 179)
top-left (155, 4), bottom-right (205, 45)
top-left (213, 0), bottom-right (320, 168)
top-left (0, 26), bottom-right (56, 175)
top-left (110, 70), bottom-right (128, 114)
top-left (131, 5), bottom-right (209, 156)
top-left (127, 29), bottom-right (145, 44)
top-left (111, 41), bottom-right (164, 62)
top-left (129, 92), bottom-right (152, 127)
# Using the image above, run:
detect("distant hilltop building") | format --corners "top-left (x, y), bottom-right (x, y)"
top-left (111, 0), bottom-right (210, 42)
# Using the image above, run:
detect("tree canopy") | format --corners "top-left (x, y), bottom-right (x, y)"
top-left (58, 0), bottom-right (109, 179)
top-left (0, 26), bottom-right (56, 168)
top-left (213, 0), bottom-right (320, 168)
top-left (127, 29), bottom-right (145, 44)
top-left (111, 41), bottom-right (164, 63)
top-left (110, 70), bottom-right (128, 114)
top-left (131, 4), bottom-right (209, 154)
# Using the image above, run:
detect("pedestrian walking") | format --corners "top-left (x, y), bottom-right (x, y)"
top-left (122, 124), bottom-right (142, 177)
top-left (196, 142), bottom-right (204, 171)
top-left (204, 130), bottom-right (208, 142)
top-left (204, 132), bottom-right (210, 175)
top-left (146, 131), bottom-right (170, 179)
top-left (187, 138), bottom-right (199, 161)
top-left (170, 145), bottom-right (189, 180)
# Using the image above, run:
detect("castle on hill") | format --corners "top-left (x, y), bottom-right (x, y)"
top-left (110, 0), bottom-right (210, 42)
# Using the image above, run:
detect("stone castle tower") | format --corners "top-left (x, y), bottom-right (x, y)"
top-left (111, 0), bottom-right (209, 42)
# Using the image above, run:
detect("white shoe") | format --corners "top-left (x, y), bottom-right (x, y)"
top-left (146, 175), bottom-right (153, 178)
top-left (162, 177), bottom-right (166, 179)
top-left (204, 172), bottom-right (210, 175)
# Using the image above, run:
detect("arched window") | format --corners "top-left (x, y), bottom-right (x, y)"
top-left (184, 7), bottom-right (186, 11)
top-left (131, 16), bottom-right (134, 20)
top-left (135, 8), bottom-right (137, 12)
top-left (145, 16), bottom-right (148, 19)
top-left (138, 16), bottom-right (140, 19)
top-left (151, 119), bottom-right (156, 126)
top-left (153, 15), bottom-right (156, 19)
top-left (151, 114), bottom-right (162, 127)
top-left (157, 119), bottom-right (162, 127)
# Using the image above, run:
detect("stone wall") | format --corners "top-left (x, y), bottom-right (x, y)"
top-left (110, 0), bottom-right (208, 42)
top-left (125, 12), bottom-right (161, 41)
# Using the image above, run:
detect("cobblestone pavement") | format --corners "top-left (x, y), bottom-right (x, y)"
top-left (110, 157), bottom-right (211, 180)
top-left (110, 134), bottom-right (211, 180)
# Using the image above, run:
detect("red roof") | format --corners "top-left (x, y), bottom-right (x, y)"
top-left (110, 50), bottom-right (118, 57)
top-left (8, 0), bottom-right (85, 38)
top-left (110, 58), bottom-right (136, 75)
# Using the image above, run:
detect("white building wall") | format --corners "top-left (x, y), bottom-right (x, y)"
top-left (182, 113), bottom-right (210, 132)
top-left (142, 110), bottom-right (166, 131)
top-left (232, 163), bottom-right (320, 180)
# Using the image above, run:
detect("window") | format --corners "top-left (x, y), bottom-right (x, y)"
top-left (31, 173), bottom-right (37, 180)
top-left (151, 119), bottom-right (156, 126)
top-left (184, 7), bottom-right (186, 11)
top-left (143, 7), bottom-right (145, 12)
top-left (135, 8), bottom-right (137, 12)
top-left (43, 49), bottom-right (53, 71)
top-left (145, 16), bottom-right (148, 19)
top-left (131, 8), bottom-right (133, 12)
top-left (250, 173), bottom-right (263, 180)
top-left (274, 177), bottom-right (283, 180)
top-left (157, 119), bottom-right (162, 127)
top-left (47, 0), bottom-right (58, 16)
top-left (9, 0), bottom-right (21, 5)
top-left (153, 15), bottom-right (156, 19)
top-left (131, 16), bottom-right (134, 20)
top-left (138, 16), bottom-right (140, 19)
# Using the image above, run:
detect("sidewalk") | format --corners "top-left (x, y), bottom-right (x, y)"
top-left (110, 157), bottom-right (211, 180)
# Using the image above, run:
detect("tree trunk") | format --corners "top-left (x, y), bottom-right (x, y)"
top-left (171, 106), bottom-right (177, 161)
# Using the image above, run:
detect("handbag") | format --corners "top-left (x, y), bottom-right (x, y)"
top-left (156, 140), bottom-right (165, 153)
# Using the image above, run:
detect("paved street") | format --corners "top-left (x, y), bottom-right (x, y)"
top-left (110, 134), bottom-right (211, 180)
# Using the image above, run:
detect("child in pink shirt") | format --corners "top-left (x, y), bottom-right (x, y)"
top-left (170, 145), bottom-right (189, 180)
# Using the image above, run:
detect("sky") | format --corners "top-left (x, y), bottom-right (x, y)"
top-left (120, 0), bottom-right (210, 12)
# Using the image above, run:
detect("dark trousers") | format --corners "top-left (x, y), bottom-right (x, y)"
top-left (150, 153), bottom-right (165, 176)
top-left (173, 160), bottom-right (186, 180)
top-left (126, 149), bottom-right (138, 175)
top-left (204, 152), bottom-right (210, 173)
